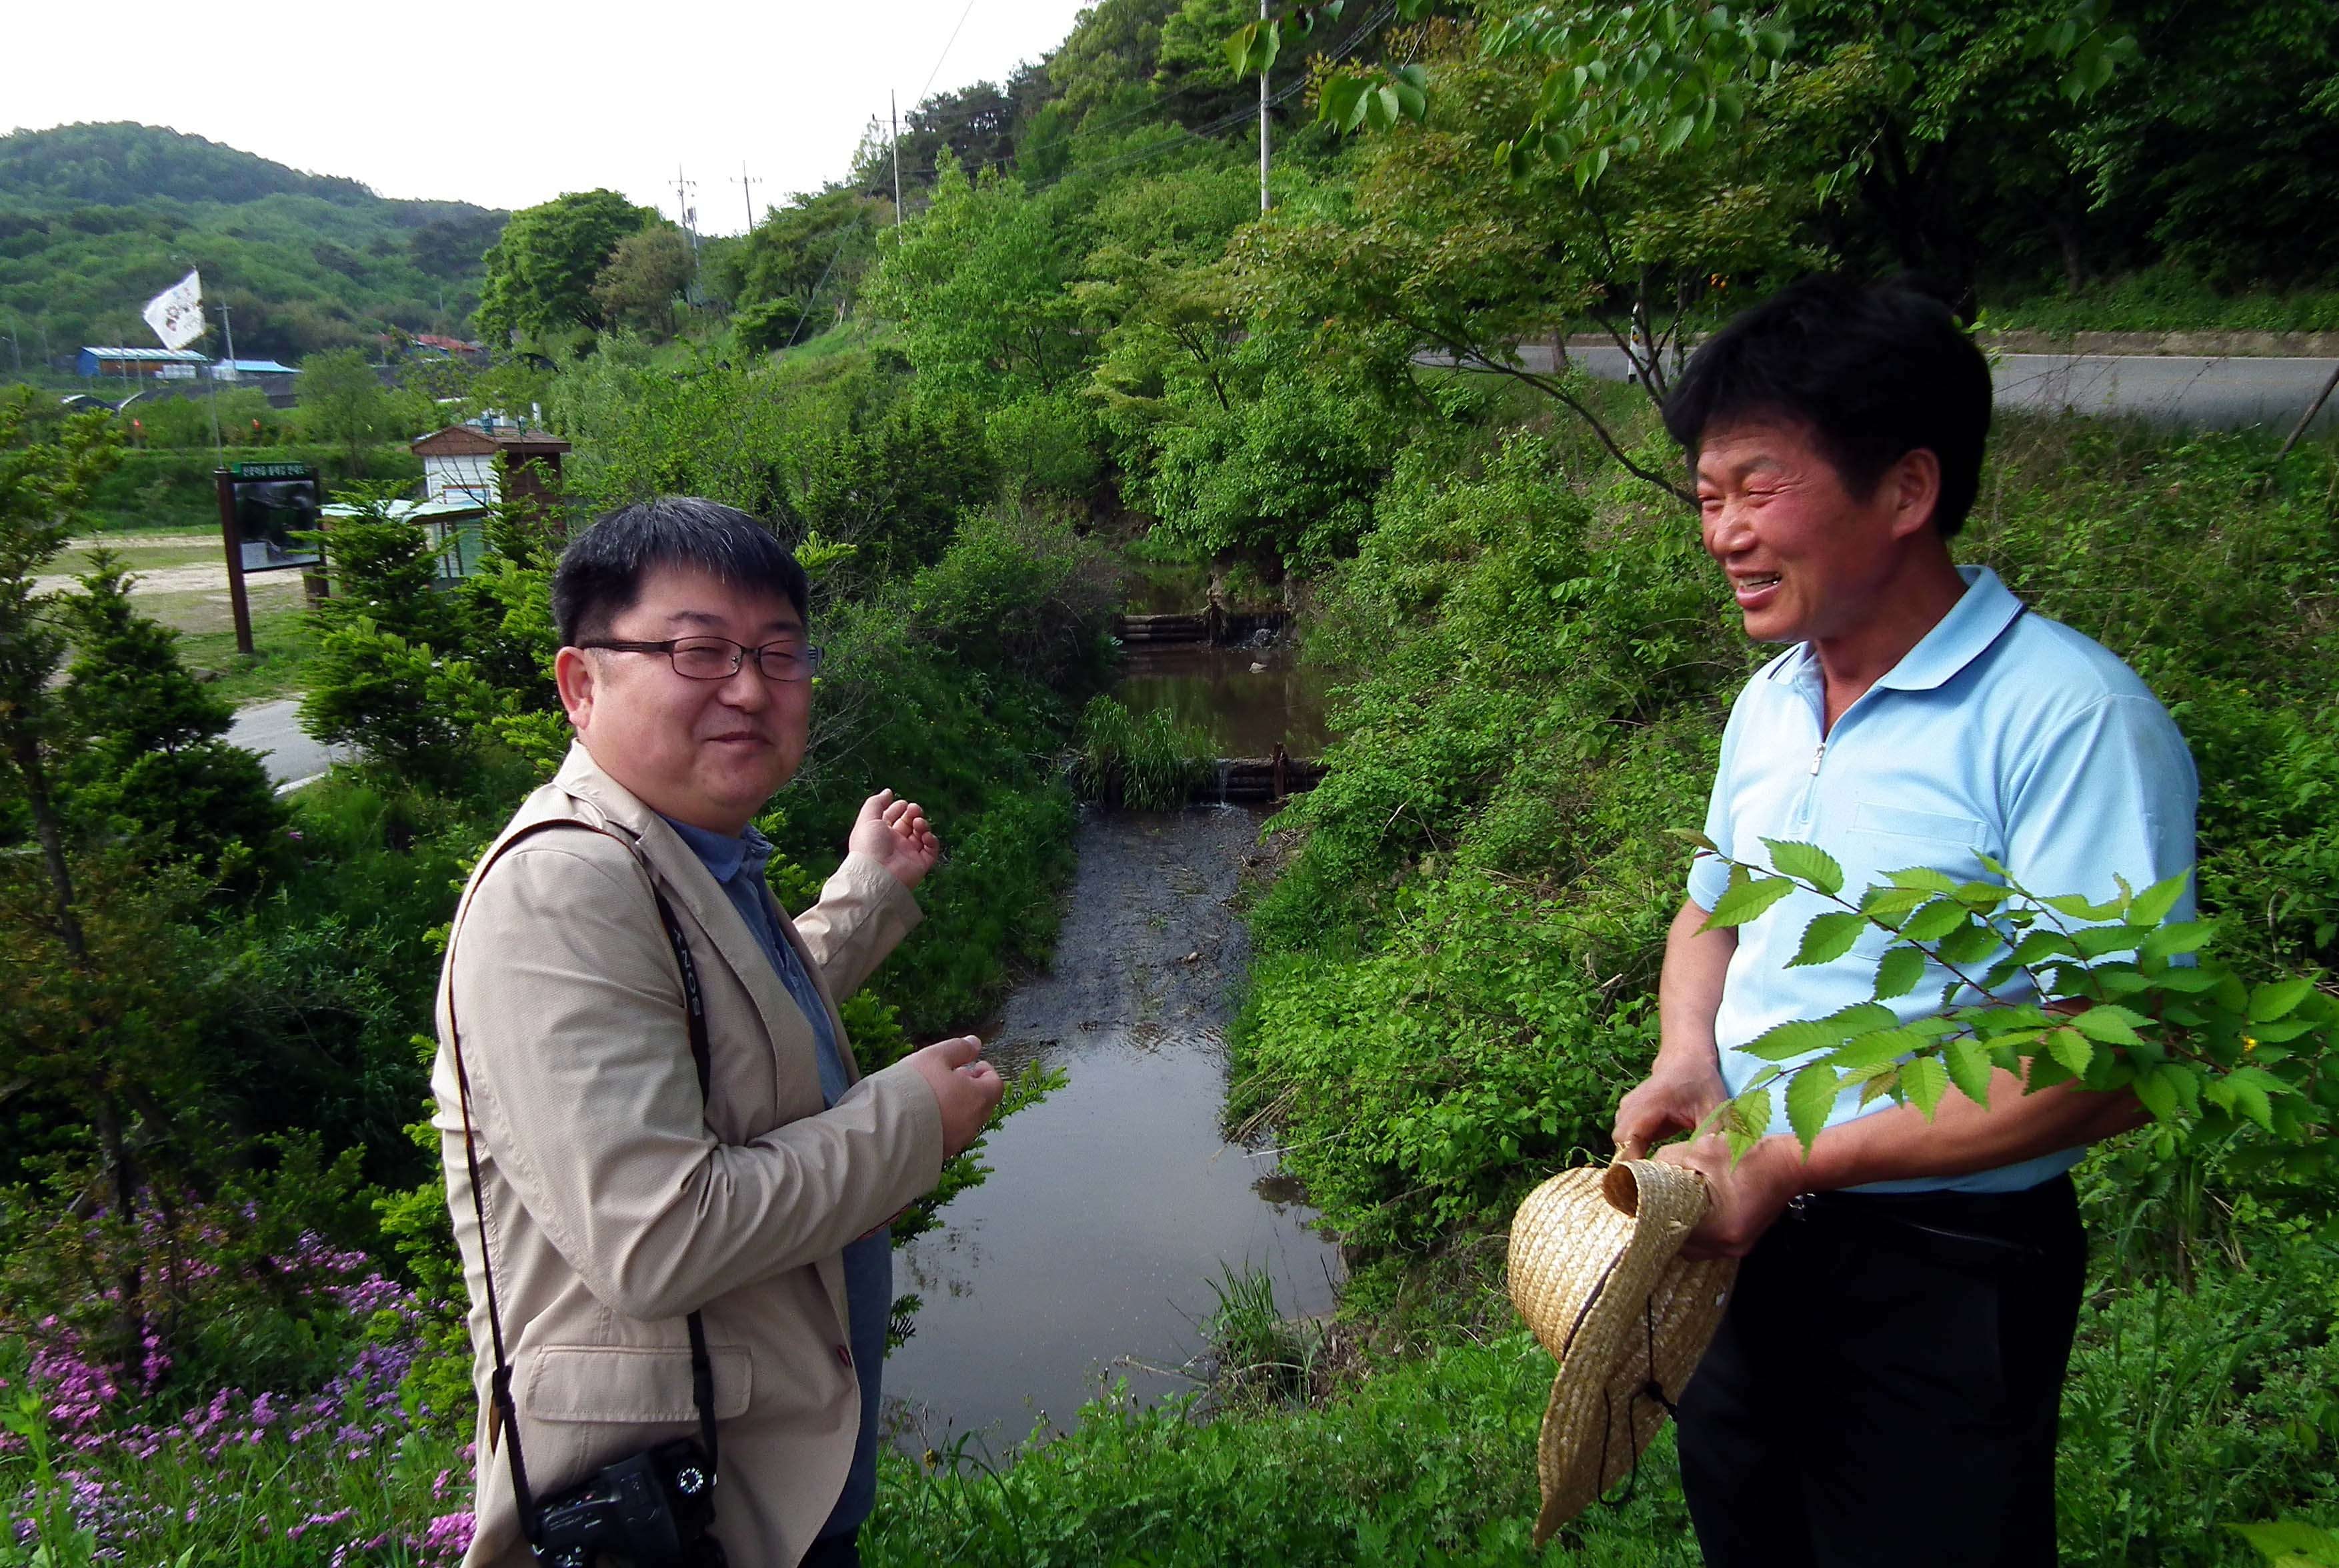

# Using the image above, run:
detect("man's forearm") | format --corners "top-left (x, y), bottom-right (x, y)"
top-left (1655, 898), bottom-right (1734, 1081)
top-left (1781, 1067), bottom-right (2143, 1194)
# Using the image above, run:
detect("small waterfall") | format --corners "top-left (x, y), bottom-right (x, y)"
top-left (1214, 759), bottom-right (1232, 808)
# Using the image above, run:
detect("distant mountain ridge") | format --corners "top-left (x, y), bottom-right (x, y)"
top-left (0, 121), bottom-right (383, 209)
top-left (0, 122), bottom-right (505, 365)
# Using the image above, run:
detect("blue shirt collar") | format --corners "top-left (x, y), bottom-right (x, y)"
top-left (658, 813), bottom-right (775, 888)
top-left (1766, 565), bottom-right (2023, 695)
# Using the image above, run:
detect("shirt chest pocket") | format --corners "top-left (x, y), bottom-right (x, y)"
top-left (1845, 801), bottom-right (1994, 882)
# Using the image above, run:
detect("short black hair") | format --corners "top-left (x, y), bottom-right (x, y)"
top-left (551, 496), bottom-right (809, 646)
top-left (1662, 275), bottom-right (1992, 537)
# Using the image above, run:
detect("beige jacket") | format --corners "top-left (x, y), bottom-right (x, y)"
top-left (431, 744), bottom-right (944, 1568)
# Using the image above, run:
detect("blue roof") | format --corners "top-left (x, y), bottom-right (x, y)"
top-left (81, 345), bottom-right (209, 363)
top-left (217, 358), bottom-right (297, 374)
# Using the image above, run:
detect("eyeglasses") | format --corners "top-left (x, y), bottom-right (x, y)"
top-left (580, 637), bottom-right (825, 683)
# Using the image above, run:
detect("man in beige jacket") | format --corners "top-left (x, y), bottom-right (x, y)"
top-left (432, 496), bottom-right (1004, 1568)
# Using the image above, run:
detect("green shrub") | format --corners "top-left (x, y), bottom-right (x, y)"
top-left (1073, 695), bottom-right (1216, 810)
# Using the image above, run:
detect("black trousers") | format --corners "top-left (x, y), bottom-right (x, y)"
top-left (1676, 1175), bottom-right (2086, 1568)
top-left (799, 1531), bottom-right (860, 1568)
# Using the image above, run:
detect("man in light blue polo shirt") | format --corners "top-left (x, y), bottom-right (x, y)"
top-left (1608, 275), bottom-right (2196, 1568)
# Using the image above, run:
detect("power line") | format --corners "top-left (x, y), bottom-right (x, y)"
top-left (917, 0), bottom-right (981, 104)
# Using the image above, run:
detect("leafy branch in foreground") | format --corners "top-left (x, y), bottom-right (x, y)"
top-left (1675, 830), bottom-right (2337, 1169)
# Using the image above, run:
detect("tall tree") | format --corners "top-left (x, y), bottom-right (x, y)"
top-left (475, 188), bottom-right (660, 345)
top-left (589, 224), bottom-right (698, 341)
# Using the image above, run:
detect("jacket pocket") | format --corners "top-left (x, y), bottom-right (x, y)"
top-left (521, 1343), bottom-right (753, 1424)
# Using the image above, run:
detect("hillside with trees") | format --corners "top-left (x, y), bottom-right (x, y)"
top-left (0, 123), bottom-right (505, 363)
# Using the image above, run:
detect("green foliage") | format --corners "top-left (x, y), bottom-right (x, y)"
top-left (475, 188), bottom-right (660, 347)
top-left (588, 223), bottom-right (696, 341)
top-left (1074, 695), bottom-right (1214, 809)
top-left (56, 551), bottom-right (283, 882)
top-left (300, 617), bottom-right (503, 791)
top-left (1695, 847), bottom-right (2336, 1165)
top-left (291, 347), bottom-right (395, 471)
top-left (869, 153), bottom-right (1094, 399)
top-left (867, 1329), bottom-right (1696, 1566)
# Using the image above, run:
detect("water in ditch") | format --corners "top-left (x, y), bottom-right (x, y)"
top-left (879, 801), bottom-right (1344, 1456)
top-left (1113, 640), bottom-right (1336, 759)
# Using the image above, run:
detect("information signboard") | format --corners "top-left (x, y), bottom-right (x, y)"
top-left (214, 463), bottom-right (325, 655)
top-left (226, 467), bottom-right (323, 573)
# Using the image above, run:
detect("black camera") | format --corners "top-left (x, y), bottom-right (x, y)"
top-left (533, 1438), bottom-right (727, 1568)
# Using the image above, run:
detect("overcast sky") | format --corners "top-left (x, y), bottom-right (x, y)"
top-left (5, 0), bottom-right (1092, 235)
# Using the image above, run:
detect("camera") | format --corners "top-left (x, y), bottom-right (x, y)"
top-left (533, 1438), bottom-right (727, 1567)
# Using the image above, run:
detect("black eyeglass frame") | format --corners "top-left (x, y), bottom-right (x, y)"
top-left (579, 637), bottom-right (826, 682)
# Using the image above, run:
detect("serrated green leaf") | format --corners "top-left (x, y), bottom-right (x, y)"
top-left (1830, 1027), bottom-right (1923, 1071)
top-left (1944, 1037), bottom-right (1994, 1107)
top-left (1857, 1067), bottom-right (1901, 1107)
top-left (2043, 891), bottom-right (2122, 921)
top-left (1788, 910), bottom-right (1867, 968)
top-left (1858, 884), bottom-right (1931, 918)
top-left (2072, 924), bottom-right (2145, 959)
top-left (1936, 920), bottom-right (2005, 968)
top-left (1899, 898), bottom-right (1968, 942)
top-left (2066, 1004), bottom-right (2148, 1046)
top-left (1902, 1054), bottom-right (1947, 1115)
top-left (1762, 838), bottom-right (1844, 897)
top-left (1668, 827), bottom-right (1719, 852)
top-left (1787, 1063), bottom-right (1838, 1153)
top-left (1702, 872), bottom-right (1798, 931)
top-left (2046, 1025), bottom-right (2094, 1077)
top-left (2132, 1067), bottom-right (2179, 1121)
top-left (2249, 976), bottom-right (2316, 1023)
top-left (1888, 866), bottom-right (1962, 895)
top-left (1741, 1017), bottom-right (1848, 1062)
top-left (2218, 1070), bottom-right (2276, 1132)
top-left (2141, 920), bottom-right (2214, 961)
top-left (2124, 871), bottom-right (2189, 929)
top-left (1873, 945), bottom-right (1926, 999)
top-left (1954, 880), bottom-right (2009, 912)
top-left (1728, 1083), bottom-right (1772, 1142)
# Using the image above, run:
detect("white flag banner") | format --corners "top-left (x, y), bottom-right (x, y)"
top-left (142, 269), bottom-right (205, 351)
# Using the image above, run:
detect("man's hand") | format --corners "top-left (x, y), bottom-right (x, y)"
top-left (1657, 1133), bottom-right (1804, 1260)
top-left (1611, 1063), bottom-right (1728, 1163)
top-left (905, 1035), bottom-right (1003, 1160)
top-left (850, 789), bottom-right (941, 891)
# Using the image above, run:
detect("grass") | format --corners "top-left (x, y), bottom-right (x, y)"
top-left (1073, 695), bottom-right (1217, 810)
top-left (1982, 268), bottom-right (2339, 337)
top-left (171, 594), bottom-right (319, 707)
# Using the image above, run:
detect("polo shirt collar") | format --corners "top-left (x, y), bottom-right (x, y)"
top-left (658, 813), bottom-right (774, 887)
top-left (1764, 566), bottom-right (2022, 694)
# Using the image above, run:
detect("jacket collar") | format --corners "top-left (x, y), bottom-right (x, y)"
top-left (550, 743), bottom-right (827, 1073)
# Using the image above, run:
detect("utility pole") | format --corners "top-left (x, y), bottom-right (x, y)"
top-left (673, 165), bottom-right (700, 253)
top-left (1258, 0), bottom-right (1272, 213)
top-left (735, 163), bottom-right (763, 232)
top-left (891, 92), bottom-right (903, 225)
top-left (204, 309), bottom-right (222, 451)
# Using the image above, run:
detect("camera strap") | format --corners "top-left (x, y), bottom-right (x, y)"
top-left (445, 818), bottom-right (724, 1547)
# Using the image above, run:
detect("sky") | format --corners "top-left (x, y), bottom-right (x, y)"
top-left (3, 0), bottom-right (1093, 235)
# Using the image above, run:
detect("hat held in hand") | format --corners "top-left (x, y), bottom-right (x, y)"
top-left (1507, 1159), bottom-right (1738, 1545)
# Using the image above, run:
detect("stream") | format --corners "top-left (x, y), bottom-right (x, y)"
top-left (879, 636), bottom-right (1340, 1455)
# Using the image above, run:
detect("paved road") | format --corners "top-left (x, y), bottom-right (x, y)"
top-left (227, 697), bottom-right (350, 791)
top-left (1504, 343), bottom-right (2339, 434)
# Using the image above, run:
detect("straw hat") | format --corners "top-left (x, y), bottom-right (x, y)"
top-left (1506, 1159), bottom-right (1738, 1545)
